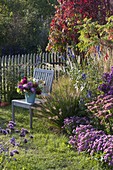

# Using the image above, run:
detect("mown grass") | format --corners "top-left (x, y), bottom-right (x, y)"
top-left (0, 106), bottom-right (111, 170)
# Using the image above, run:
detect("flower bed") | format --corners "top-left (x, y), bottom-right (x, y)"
top-left (62, 66), bottom-right (113, 167)
top-left (63, 116), bottom-right (113, 166)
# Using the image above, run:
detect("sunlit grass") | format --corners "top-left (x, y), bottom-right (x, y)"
top-left (0, 106), bottom-right (112, 170)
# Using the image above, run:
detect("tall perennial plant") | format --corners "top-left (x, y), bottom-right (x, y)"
top-left (66, 47), bottom-right (103, 103)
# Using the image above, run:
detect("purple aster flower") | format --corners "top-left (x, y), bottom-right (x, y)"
top-left (13, 158), bottom-right (17, 161)
top-left (20, 128), bottom-right (29, 137)
top-left (111, 66), bottom-right (113, 72)
top-left (15, 129), bottom-right (20, 133)
top-left (96, 45), bottom-right (100, 52)
top-left (15, 143), bottom-right (20, 146)
top-left (98, 83), bottom-right (110, 93)
top-left (86, 90), bottom-right (92, 98)
top-left (23, 138), bottom-right (28, 143)
top-left (6, 128), bottom-right (11, 134)
top-left (9, 121), bottom-right (16, 126)
top-left (7, 123), bottom-right (15, 130)
top-left (102, 73), bottom-right (110, 82)
top-left (10, 151), bottom-right (14, 157)
top-left (67, 47), bottom-right (72, 55)
top-left (10, 137), bottom-right (16, 146)
top-left (13, 150), bottom-right (19, 154)
top-left (27, 81), bottom-right (33, 87)
top-left (30, 135), bottom-right (33, 139)
top-left (18, 84), bottom-right (23, 90)
top-left (81, 73), bottom-right (86, 80)
top-left (20, 132), bottom-right (25, 137)
top-left (21, 128), bottom-right (29, 134)
top-left (72, 54), bottom-right (75, 58)
top-left (108, 89), bottom-right (113, 95)
top-left (2, 129), bottom-right (7, 135)
top-left (110, 86), bottom-right (113, 90)
top-left (31, 87), bottom-right (36, 93)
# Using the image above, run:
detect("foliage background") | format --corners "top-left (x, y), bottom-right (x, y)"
top-left (46, 0), bottom-right (113, 52)
top-left (0, 0), bottom-right (57, 56)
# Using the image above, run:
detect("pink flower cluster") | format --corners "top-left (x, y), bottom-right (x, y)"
top-left (17, 77), bottom-right (42, 95)
top-left (86, 94), bottom-right (113, 133)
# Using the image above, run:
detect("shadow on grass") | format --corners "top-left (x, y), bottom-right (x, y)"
top-left (0, 105), bottom-right (51, 134)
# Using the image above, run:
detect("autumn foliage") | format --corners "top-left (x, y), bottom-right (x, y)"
top-left (46, 0), bottom-right (113, 52)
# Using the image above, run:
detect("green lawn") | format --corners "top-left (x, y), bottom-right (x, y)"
top-left (0, 106), bottom-right (111, 170)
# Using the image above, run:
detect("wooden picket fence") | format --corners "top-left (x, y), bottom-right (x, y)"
top-left (0, 52), bottom-right (67, 102)
top-left (1, 44), bottom-right (113, 102)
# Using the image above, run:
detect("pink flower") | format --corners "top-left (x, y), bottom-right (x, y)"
top-left (21, 77), bottom-right (27, 84)
top-left (103, 103), bottom-right (113, 110)
top-left (23, 84), bottom-right (29, 89)
top-left (105, 114), bottom-right (112, 119)
top-left (103, 95), bottom-right (113, 101)
top-left (17, 77), bottom-right (43, 95)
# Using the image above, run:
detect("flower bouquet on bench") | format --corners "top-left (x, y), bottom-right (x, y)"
top-left (17, 77), bottom-right (45, 103)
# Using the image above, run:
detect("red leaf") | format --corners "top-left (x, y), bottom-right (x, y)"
top-left (104, 53), bottom-right (109, 61)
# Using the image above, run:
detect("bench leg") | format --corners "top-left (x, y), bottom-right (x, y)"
top-left (12, 103), bottom-right (15, 122)
top-left (29, 108), bottom-right (33, 129)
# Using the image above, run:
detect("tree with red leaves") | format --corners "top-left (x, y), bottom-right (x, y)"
top-left (46, 0), bottom-right (113, 52)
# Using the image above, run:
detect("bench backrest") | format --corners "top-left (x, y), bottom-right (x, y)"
top-left (33, 68), bottom-right (54, 93)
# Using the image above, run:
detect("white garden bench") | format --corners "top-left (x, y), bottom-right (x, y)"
top-left (12, 68), bottom-right (54, 128)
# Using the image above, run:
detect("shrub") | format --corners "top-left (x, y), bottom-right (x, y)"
top-left (38, 76), bottom-right (87, 130)
top-left (47, 1), bottom-right (113, 52)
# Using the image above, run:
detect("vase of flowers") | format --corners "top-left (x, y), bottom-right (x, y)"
top-left (17, 77), bottom-right (44, 103)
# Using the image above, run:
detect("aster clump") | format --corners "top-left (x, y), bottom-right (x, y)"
top-left (69, 124), bottom-right (113, 166)
top-left (10, 149), bottom-right (19, 157)
top-left (7, 121), bottom-right (16, 130)
top-left (20, 128), bottom-right (29, 137)
top-left (62, 116), bottom-right (90, 135)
